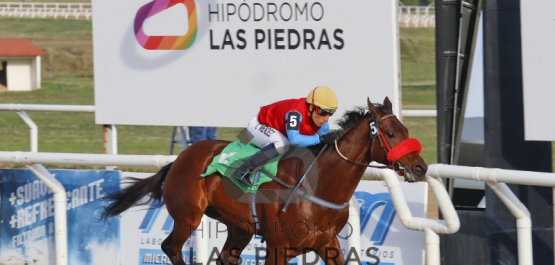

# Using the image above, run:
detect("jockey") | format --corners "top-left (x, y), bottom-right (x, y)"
top-left (235, 86), bottom-right (340, 186)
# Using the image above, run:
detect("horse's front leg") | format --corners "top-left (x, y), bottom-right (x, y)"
top-left (217, 227), bottom-right (253, 265)
top-left (317, 237), bottom-right (345, 265)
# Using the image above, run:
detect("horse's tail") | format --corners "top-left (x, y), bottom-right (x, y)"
top-left (100, 162), bottom-right (173, 221)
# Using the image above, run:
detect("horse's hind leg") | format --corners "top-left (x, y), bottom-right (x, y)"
top-left (161, 232), bottom-right (181, 264)
top-left (161, 188), bottom-right (206, 264)
top-left (217, 228), bottom-right (254, 265)
top-left (161, 214), bottom-right (203, 265)
top-left (160, 220), bottom-right (197, 265)
top-left (159, 149), bottom-right (213, 264)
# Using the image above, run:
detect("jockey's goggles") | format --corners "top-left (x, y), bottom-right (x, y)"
top-left (315, 106), bottom-right (336, 116)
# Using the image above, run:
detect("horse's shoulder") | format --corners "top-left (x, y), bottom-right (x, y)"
top-left (274, 145), bottom-right (322, 184)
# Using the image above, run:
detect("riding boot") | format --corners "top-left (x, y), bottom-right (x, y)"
top-left (235, 143), bottom-right (279, 187)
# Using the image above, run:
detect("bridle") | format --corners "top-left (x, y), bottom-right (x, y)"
top-left (279, 111), bottom-right (421, 213)
top-left (333, 113), bottom-right (422, 175)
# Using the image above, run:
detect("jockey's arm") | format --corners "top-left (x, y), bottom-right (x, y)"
top-left (316, 122), bottom-right (330, 134)
top-left (285, 111), bottom-right (326, 146)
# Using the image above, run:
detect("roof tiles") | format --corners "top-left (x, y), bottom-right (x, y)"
top-left (0, 39), bottom-right (45, 56)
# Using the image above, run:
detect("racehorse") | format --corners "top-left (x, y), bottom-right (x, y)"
top-left (100, 97), bottom-right (427, 265)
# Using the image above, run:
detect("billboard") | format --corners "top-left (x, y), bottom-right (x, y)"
top-left (521, 1), bottom-right (555, 141)
top-left (0, 169), bottom-right (121, 265)
top-left (92, 0), bottom-right (400, 128)
top-left (121, 173), bottom-right (426, 265)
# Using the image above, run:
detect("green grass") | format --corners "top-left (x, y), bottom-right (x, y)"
top-left (402, 85), bottom-right (436, 109)
top-left (400, 28), bottom-right (436, 86)
top-left (0, 18), bottom-right (93, 78)
top-left (0, 17), bottom-right (439, 170)
top-left (399, 27), bottom-right (437, 164)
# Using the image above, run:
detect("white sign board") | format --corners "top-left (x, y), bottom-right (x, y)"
top-left (92, 0), bottom-right (400, 128)
top-left (521, 1), bottom-right (555, 141)
top-left (120, 173), bottom-right (426, 265)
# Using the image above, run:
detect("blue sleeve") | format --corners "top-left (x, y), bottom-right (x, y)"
top-left (285, 111), bottom-right (321, 146)
top-left (317, 122), bottom-right (330, 134)
top-left (287, 129), bottom-right (321, 146)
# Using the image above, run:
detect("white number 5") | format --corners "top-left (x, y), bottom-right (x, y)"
top-left (369, 120), bottom-right (379, 138)
top-left (289, 115), bottom-right (298, 127)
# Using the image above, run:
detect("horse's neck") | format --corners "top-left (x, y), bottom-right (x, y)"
top-left (314, 121), bottom-right (373, 204)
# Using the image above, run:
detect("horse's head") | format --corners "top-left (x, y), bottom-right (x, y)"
top-left (366, 97), bottom-right (428, 182)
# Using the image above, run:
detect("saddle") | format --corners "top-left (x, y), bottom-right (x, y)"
top-left (201, 141), bottom-right (281, 192)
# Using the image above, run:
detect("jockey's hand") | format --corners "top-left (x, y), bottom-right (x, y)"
top-left (320, 132), bottom-right (339, 145)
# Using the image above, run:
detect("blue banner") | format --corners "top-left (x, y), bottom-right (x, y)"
top-left (0, 169), bottom-right (121, 264)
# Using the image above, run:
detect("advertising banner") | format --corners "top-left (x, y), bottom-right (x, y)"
top-left (92, 0), bottom-right (400, 127)
top-left (520, 0), bottom-right (555, 140)
top-left (121, 172), bottom-right (426, 265)
top-left (0, 169), bottom-right (121, 265)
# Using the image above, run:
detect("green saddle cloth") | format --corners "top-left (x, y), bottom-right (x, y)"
top-left (201, 141), bottom-right (280, 193)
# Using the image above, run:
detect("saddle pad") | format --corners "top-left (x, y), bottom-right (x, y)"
top-left (201, 141), bottom-right (280, 193)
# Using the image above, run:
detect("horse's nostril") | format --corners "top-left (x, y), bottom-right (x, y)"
top-left (413, 164), bottom-right (425, 176)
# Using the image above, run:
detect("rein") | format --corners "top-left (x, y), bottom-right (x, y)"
top-left (334, 140), bottom-right (387, 168)
top-left (334, 114), bottom-right (396, 169)
top-left (334, 113), bottom-right (422, 173)
top-left (281, 145), bottom-right (328, 212)
top-left (253, 147), bottom-right (350, 216)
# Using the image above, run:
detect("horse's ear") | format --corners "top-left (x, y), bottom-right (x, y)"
top-left (367, 97), bottom-right (379, 115)
top-left (383, 97), bottom-right (393, 113)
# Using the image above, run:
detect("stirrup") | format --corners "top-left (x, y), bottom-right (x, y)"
top-left (236, 170), bottom-right (254, 187)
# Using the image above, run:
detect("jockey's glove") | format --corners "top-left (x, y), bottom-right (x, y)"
top-left (320, 131), bottom-right (339, 145)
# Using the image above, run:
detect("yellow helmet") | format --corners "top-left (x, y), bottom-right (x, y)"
top-left (306, 86), bottom-right (338, 110)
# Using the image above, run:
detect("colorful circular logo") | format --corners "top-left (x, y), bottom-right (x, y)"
top-left (134, 0), bottom-right (197, 50)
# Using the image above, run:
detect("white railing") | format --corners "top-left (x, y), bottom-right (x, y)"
top-left (366, 163), bottom-right (553, 265)
top-left (3, 155), bottom-right (547, 265)
top-left (2, 153), bottom-right (549, 265)
top-left (402, 109), bottom-right (436, 117)
top-left (426, 164), bottom-right (555, 265)
top-left (0, 150), bottom-right (455, 265)
top-left (0, 152), bottom-right (177, 265)
top-left (0, 2), bottom-right (92, 20)
top-left (0, 2), bottom-right (435, 27)
top-left (365, 166), bottom-right (459, 265)
top-left (0, 103), bottom-right (95, 112)
top-left (0, 104), bottom-right (119, 158)
top-left (398, 4), bottom-right (435, 16)
top-left (398, 4), bottom-right (436, 28)
top-left (0, 103), bottom-right (435, 154)
top-left (0, 151), bottom-right (177, 168)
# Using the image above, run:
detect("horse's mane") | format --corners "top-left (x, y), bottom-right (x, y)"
top-left (302, 103), bottom-right (389, 153)
top-left (336, 104), bottom-right (390, 131)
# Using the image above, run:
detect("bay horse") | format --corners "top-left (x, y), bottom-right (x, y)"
top-left (101, 97), bottom-right (427, 265)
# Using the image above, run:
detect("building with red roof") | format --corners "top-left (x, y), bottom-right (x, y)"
top-left (0, 39), bottom-right (45, 91)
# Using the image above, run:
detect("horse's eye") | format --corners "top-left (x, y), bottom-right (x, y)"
top-left (386, 132), bottom-right (395, 138)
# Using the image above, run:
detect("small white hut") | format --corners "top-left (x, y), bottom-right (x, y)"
top-left (0, 39), bottom-right (45, 91)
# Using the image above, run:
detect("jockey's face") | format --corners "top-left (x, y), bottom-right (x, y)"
top-left (309, 105), bottom-right (330, 127)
